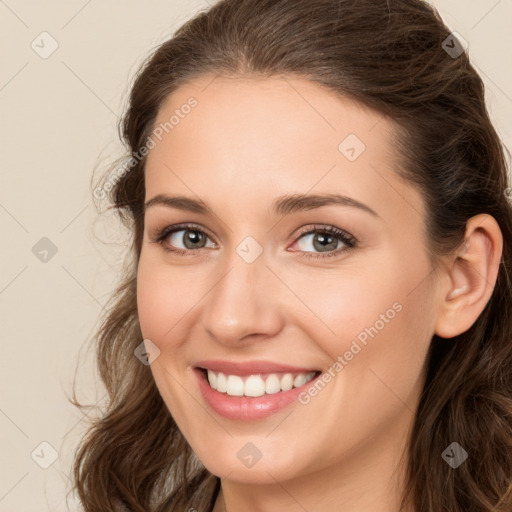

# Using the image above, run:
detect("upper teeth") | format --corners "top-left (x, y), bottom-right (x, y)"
top-left (207, 370), bottom-right (317, 397)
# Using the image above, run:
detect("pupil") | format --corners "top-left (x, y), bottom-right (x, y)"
top-left (185, 230), bottom-right (204, 249)
top-left (313, 233), bottom-right (336, 252)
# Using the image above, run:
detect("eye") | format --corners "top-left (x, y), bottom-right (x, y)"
top-left (290, 224), bottom-right (357, 259)
top-left (151, 223), bottom-right (357, 259)
top-left (153, 223), bottom-right (216, 256)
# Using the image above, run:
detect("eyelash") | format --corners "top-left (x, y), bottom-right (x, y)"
top-left (152, 223), bottom-right (357, 260)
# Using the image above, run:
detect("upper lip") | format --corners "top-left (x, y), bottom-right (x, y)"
top-left (195, 359), bottom-right (320, 376)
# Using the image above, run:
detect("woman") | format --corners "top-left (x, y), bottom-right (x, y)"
top-left (72, 0), bottom-right (512, 510)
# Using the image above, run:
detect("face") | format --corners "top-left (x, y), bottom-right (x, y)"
top-left (137, 74), bottom-right (441, 484)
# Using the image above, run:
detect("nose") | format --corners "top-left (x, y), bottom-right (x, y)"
top-left (200, 246), bottom-right (285, 346)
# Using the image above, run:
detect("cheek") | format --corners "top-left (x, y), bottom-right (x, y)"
top-left (136, 270), bottom-right (162, 340)
top-left (136, 259), bottom-right (196, 423)
top-left (291, 247), bottom-right (432, 345)
top-left (288, 274), bottom-right (434, 474)
top-left (298, 246), bottom-right (435, 399)
top-left (136, 256), bottom-right (196, 341)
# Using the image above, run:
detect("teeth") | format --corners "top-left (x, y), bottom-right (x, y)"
top-left (216, 372), bottom-right (227, 393)
top-left (245, 375), bottom-right (266, 397)
top-left (207, 370), bottom-right (217, 389)
top-left (265, 374), bottom-right (281, 394)
top-left (293, 373), bottom-right (308, 388)
top-left (226, 375), bottom-right (244, 396)
top-left (280, 373), bottom-right (294, 391)
top-left (206, 370), bottom-right (317, 396)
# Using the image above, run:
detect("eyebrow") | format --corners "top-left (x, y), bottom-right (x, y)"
top-left (144, 192), bottom-right (379, 218)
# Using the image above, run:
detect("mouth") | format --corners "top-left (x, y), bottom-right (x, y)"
top-left (192, 360), bottom-right (324, 420)
top-left (197, 367), bottom-right (322, 397)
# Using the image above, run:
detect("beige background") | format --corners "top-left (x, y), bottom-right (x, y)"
top-left (1, 1), bottom-right (511, 510)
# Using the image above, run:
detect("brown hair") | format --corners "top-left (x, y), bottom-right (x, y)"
top-left (70, 0), bottom-right (512, 510)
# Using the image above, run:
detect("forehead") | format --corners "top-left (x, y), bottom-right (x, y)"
top-left (144, 74), bottom-right (423, 224)
top-left (150, 74), bottom-right (393, 165)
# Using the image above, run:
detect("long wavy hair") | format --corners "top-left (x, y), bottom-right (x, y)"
top-left (70, 0), bottom-right (512, 510)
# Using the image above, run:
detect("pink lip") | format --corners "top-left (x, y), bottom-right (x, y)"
top-left (193, 367), bottom-right (321, 421)
top-left (194, 359), bottom-right (319, 376)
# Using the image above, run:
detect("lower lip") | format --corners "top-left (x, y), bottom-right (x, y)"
top-left (193, 367), bottom-right (321, 421)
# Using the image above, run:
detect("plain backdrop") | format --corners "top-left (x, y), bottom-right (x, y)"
top-left (1, 1), bottom-right (511, 510)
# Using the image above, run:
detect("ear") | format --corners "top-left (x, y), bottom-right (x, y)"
top-left (435, 214), bottom-right (503, 339)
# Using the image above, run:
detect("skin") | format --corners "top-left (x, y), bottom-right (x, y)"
top-left (136, 74), bottom-right (503, 512)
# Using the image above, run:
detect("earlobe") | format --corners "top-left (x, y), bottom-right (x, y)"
top-left (434, 214), bottom-right (503, 339)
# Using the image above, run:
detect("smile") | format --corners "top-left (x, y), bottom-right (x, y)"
top-left (205, 369), bottom-right (319, 397)
top-left (193, 366), bottom-right (323, 420)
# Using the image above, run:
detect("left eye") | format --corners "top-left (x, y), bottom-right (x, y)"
top-left (288, 225), bottom-right (356, 258)
top-left (295, 231), bottom-right (345, 253)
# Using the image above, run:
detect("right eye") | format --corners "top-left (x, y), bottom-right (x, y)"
top-left (154, 223), bottom-right (216, 256)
